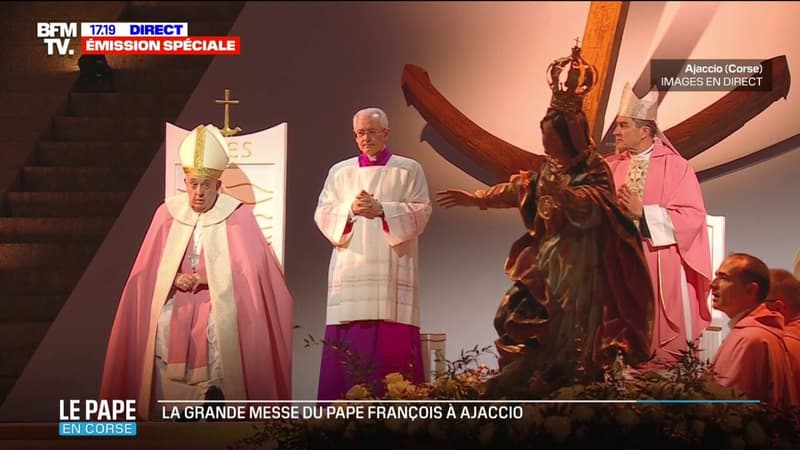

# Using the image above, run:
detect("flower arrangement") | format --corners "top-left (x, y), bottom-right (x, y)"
top-left (230, 341), bottom-right (799, 450)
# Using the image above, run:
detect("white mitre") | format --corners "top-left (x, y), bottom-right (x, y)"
top-left (178, 124), bottom-right (230, 179)
top-left (618, 82), bottom-right (659, 121)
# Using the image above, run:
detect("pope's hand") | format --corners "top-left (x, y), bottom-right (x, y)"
top-left (173, 273), bottom-right (195, 292)
top-left (191, 272), bottom-right (208, 293)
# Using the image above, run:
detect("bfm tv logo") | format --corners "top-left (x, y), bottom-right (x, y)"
top-left (36, 22), bottom-right (77, 56)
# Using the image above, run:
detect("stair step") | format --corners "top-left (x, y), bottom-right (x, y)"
top-left (5, 42), bottom-right (82, 72)
top-left (0, 72), bottom-right (78, 93)
top-left (0, 143), bottom-right (35, 168)
top-left (21, 166), bottom-right (143, 192)
top-left (0, 93), bottom-right (66, 118)
top-left (0, 118), bottom-right (53, 143)
top-left (0, 217), bottom-right (114, 242)
top-left (6, 192), bottom-right (129, 217)
top-left (0, 322), bottom-right (50, 349)
top-left (68, 92), bottom-right (185, 117)
top-left (0, 168), bottom-right (22, 194)
top-left (0, 268), bottom-right (84, 295)
top-left (0, 243), bottom-right (100, 269)
top-left (0, 322), bottom-right (51, 376)
top-left (35, 141), bottom-right (159, 167)
top-left (53, 117), bottom-right (163, 141)
top-left (0, 296), bottom-right (66, 322)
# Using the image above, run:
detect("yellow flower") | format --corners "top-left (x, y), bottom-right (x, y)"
top-left (702, 380), bottom-right (738, 400)
top-left (555, 386), bottom-right (577, 400)
top-left (386, 379), bottom-right (412, 399)
top-left (383, 372), bottom-right (413, 399)
top-left (384, 372), bottom-right (406, 385)
top-left (345, 384), bottom-right (370, 400)
top-left (556, 385), bottom-right (585, 400)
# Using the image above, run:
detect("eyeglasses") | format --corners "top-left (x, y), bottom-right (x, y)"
top-left (353, 128), bottom-right (385, 139)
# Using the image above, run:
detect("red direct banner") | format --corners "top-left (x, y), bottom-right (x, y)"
top-left (81, 36), bottom-right (241, 55)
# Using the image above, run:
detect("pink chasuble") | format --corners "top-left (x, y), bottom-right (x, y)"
top-left (606, 140), bottom-right (711, 363)
top-left (164, 242), bottom-right (211, 384)
top-left (100, 194), bottom-right (293, 418)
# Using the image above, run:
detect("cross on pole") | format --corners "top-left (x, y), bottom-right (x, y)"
top-left (215, 88), bottom-right (243, 137)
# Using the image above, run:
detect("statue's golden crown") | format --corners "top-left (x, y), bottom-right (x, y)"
top-left (546, 43), bottom-right (598, 113)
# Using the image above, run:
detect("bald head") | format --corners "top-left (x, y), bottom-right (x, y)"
top-left (769, 268), bottom-right (800, 320)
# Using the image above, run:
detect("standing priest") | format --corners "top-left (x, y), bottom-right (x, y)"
top-left (314, 107), bottom-right (432, 399)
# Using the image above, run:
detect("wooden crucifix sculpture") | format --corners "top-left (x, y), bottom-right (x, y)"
top-left (401, 2), bottom-right (791, 183)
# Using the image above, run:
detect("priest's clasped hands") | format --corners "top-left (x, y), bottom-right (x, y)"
top-left (351, 190), bottom-right (384, 219)
top-left (617, 184), bottom-right (643, 220)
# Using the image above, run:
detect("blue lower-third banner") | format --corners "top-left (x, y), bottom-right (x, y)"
top-left (59, 421), bottom-right (137, 437)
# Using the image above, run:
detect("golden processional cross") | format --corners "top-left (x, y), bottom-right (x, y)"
top-left (401, 1), bottom-right (790, 182)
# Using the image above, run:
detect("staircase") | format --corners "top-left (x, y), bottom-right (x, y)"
top-left (0, 1), bottom-right (244, 403)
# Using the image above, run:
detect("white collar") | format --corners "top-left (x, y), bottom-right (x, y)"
top-left (630, 143), bottom-right (655, 161)
top-left (166, 192), bottom-right (241, 227)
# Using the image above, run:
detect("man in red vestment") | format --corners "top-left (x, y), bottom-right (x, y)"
top-left (767, 268), bottom-right (800, 407)
top-left (710, 253), bottom-right (797, 408)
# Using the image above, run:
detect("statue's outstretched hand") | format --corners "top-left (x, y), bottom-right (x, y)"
top-left (436, 189), bottom-right (478, 208)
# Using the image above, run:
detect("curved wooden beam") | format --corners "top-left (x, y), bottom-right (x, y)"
top-left (664, 55), bottom-right (791, 160)
top-left (403, 56), bottom-right (790, 181)
top-left (401, 64), bottom-right (543, 182)
top-left (580, 1), bottom-right (629, 143)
